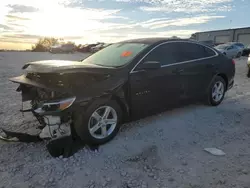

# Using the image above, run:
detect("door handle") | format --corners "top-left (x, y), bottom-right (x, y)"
top-left (172, 68), bottom-right (184, 74)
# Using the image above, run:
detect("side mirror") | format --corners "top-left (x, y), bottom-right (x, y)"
top-left (138, 61), bottom-right (161, 70)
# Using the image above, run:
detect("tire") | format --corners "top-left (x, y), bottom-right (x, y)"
top-left (206, 76), bottom-right (226, 106)
top-left (236, 52), bottom-right (242, 58)
top-left (73, 100), bottom-right (122, 145)
top-left (247, 68), bottom-right (250, 78)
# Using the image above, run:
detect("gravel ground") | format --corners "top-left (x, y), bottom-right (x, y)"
top-left (1, 52), bottom-right (250, 188)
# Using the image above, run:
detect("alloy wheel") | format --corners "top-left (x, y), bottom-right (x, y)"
top-left (88, 106), bottom-right (118, 140)
top-left (212, 81), bottom-right (225, 102)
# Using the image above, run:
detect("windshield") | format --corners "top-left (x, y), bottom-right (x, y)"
top-left (81, 43), bottom-right (149, 67)
top-left (216, 44), bottom-right (229, 50)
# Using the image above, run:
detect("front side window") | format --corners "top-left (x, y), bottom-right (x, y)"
top-left (81, 43), bottom-right (149, 67)
top-left (142, 43), bottom-right (182, 66)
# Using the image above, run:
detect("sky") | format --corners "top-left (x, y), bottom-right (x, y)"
top-left (0, 0), bottom-right (249, 50)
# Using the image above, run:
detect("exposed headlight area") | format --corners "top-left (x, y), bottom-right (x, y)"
top-left (34, 97), bottom-right (76, 114)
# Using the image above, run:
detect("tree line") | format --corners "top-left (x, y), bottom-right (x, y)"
top-left (32, 37), bottom-right (77, 52)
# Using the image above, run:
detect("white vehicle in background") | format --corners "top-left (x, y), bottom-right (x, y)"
top-left (90, 43), bottom-right (111, 53)
top-left (90, 43), bottom-right (104, 53)
top-left (215, 43), bottom-right (243, 58)
top-left (50, 44), bottom-right (75, 54)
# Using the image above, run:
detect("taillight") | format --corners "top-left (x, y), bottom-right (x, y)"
top-left (232, 59), bottom-right (235, 65)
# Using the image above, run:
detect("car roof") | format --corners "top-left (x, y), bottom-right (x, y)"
top-left (217, 43), bottom-right (231, 47)
top-left (118, 38), bottom-right (192, 45)
top-left (228, 42), bottom-right (244, 45)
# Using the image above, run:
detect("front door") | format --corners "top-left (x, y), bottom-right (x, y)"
top-left (129, 42), bottom-right (185, 118)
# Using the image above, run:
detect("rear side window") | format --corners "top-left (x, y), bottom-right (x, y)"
top-left (180, 42), bottom-right (216, 61)
top-left (142, 43), bottom-right (182, 66)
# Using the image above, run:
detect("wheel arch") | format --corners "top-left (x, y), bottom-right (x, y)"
top-left (206, 73), bottom-right (228, 93)
top-left (111, 95), bottom-right (130, 122)
top-left (217, 73), bottom-right (228, 90)
top-left (75, 92), bottom-right (130, 123)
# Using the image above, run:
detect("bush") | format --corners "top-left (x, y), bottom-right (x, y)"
top-left (32, 37), bottom-right (59, 52)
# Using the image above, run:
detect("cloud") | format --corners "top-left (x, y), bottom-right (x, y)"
top-left (7, 4), bottom-right (39, 13)
top-left (139, 16), bottom-right (225, 29)
top-left (73, 29), bottom-right (199, 44)
top-left (6, 15), bottom-right (30, 20)
top-left (0, 24), bottom-right (12, 30)
top-left (0, 0), bottom-right (235, 50)
top-left (0, 34), bottom-right (41, 44)
top-left (137, 0), bottom-right (232, 13)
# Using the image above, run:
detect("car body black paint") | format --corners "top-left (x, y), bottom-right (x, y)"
top-left (10, 38), bottom-right (235, 120)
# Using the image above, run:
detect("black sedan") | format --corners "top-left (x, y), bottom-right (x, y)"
top-left (9, 38), bottom-right (235, 147)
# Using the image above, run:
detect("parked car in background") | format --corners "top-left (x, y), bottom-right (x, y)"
top-left (199, 40), bottom-right (215, 47)
top-left (99, 43), bottom-right (111, 50)
top-left (90, 43), bottom-right (105, 53)
top-left (230, 42), bottom-right (245, 49)
top-left (77, 44), bottom-right (92, 53)
top-left (242, 44), bottom-right (250, 56)
top-left (9, 38), bottom-right (235, 148)
top-left (215, 43), bottom-right (243, 58)
top-left (50, 44), bottom-right (75, 53)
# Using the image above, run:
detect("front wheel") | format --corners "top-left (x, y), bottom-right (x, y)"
top-left (206, 76), bottom-right (226, 106)
top-left (73, 100), bottom-right (122, 145)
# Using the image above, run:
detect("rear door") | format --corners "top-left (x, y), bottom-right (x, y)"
top-left (177, 42), bottom-right (218, 97)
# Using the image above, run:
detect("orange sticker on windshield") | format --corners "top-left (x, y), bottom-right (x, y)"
top-left (121, 51), bottom-right (132, 57)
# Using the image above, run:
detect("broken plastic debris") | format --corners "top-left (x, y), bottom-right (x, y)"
top-left (0, 128), bottom-right (41, 142)
top-left (0, 129), bottom-right (19, 142)
top-left (204, 148), bottom-right (226, 156)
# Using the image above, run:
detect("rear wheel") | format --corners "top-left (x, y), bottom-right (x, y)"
top-left (73, 100), bottom-right (122, 145)
top-left (206, 76), bottom-right (226, 106)
top-left (236, 52), bottom-right (242, 58)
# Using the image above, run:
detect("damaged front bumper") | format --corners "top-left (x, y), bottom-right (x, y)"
top-left (0, 80), bottom-right (77, 142)
top-left (0, 95), bottom-right (80, 158)
top-left (31, 96), bottom-right (76, 140)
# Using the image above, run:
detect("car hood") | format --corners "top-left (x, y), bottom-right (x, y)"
top-left (22, 60), bottom-right (115, 74)
top-left (10, 60), bottom-right (127, 98)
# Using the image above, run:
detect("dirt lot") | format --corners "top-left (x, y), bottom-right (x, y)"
top-left (1, 52), bottom-right (250, 188)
